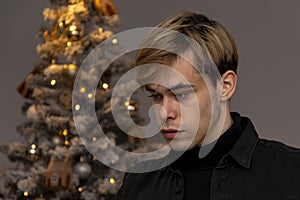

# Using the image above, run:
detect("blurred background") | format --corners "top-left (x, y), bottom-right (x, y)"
top-left (0, 0), bottom-right (299, 168)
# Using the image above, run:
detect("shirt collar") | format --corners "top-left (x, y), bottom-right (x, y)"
top-left (224, 115), bottom-right (259, 169)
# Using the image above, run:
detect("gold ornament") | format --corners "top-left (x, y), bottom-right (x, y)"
top-left (93, 0), bottom-right (118, 16)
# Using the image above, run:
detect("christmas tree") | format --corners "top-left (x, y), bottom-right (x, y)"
top-left (0, 0), bottom-right (145, 199)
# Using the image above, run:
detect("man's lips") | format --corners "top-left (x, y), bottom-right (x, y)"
top-left (161, 129), bottom-right (184, 139)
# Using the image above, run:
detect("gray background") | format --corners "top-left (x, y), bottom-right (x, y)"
top-left (0, 0), bottom-right (299, 167)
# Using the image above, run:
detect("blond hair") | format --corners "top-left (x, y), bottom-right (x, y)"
top-left (135, 10), bottom-right (238, 75)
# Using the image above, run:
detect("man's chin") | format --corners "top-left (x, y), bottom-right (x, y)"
top-left (168, 139), bottom-right (195, 152)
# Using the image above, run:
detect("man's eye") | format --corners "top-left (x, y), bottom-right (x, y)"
top-left (174, 92), bottom-right (189, 100)
top-left (148, 94), bottom-right (162, 100)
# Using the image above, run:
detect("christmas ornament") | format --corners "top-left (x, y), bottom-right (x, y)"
top-left (45, 157), bottom-right (72, 189)
top-left (74, 157), bottom-right (92, 179)
top-left (51, 135), bottom-right (64, 146)
top-left (93, 0), bottom-right (118, 16)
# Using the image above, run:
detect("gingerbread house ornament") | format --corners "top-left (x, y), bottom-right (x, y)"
top-left (45, 157), bottom-right (72, 189)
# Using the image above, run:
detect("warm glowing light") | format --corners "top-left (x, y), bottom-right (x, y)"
top-left (111, 159), bottom-right (116, 164)
top-left (67, 41), bottom-right (72, 46)
top-left (68, 64), bottom-right (77, 71)
top-left (109, 178), bottom-right (115, 184)
top-left (58, 21), bottom-right (64, 27)
top-left (69, 25), bottom-right (77, 32)
top-left (112, 39), bottom-right (118, 44)
top-left (93, 156), bottom-right (97, 160)
top-left (72, 31), bottom-right (79, 36)
top-left (87, 93), bottom-right (93, 99)
top-left (63, 129), bottom-right (68, 136)
top-left (124, 101), bottom-right (130, 107)
top-left (92, 137), bottom-right (97, 142)
top-left (127, 105), bottom-right (136, 111)
top-left (31, 144), bottom-right (36, 149)
top-left (80, 156), bottom-right (84, 162)
top-left (64, 140), bottom-right (69, 145)
top-left (50, 79), bottom-right (56, 86)
top-left (102, 83), bottom-right (109, 90)
top-left (24, 191), bottom-right (29, 196)
top-left (75, 104), bottom-right (81, 111)
top-left (98, 28), bottom-right (103, 33)
top-left (80, 87), bottom-right (86, 93)
top-left (29, 148), bottom-right (36, 154)
top-left (78, 187), bottom-right (83, 192)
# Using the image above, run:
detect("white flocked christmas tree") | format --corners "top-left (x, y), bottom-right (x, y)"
top-left (0, 0), bottom-right (146, 199)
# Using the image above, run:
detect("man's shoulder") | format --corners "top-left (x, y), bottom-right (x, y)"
top-left (257, 137), bottom-right (300, 154)
top-left (254, 137), bottom-right (300, 165)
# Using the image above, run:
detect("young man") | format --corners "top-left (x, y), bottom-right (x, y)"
top-left (116, 10), bottom-right (300, 200)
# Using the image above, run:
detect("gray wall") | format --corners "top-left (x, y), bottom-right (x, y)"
top-left (1, 0), bottom-right (300, 167)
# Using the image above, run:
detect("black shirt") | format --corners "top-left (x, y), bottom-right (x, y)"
top-left (172, 112), bottom-right (243, 200)
top-left (117, 112), bottom-right (300, 200)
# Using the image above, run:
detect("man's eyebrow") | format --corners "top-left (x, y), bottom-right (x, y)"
top-left (169, 83), bottom-right (195, 91)
top-left (145, 83), bottom-right (195, 93)
top-left (145, 85), bottom-right (156, 93)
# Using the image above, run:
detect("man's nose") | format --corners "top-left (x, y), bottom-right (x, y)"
top-left (159, 97), bottom-right (177, 121)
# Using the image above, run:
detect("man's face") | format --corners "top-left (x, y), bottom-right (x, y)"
top-left (144, 58), bottom-right (213, 151)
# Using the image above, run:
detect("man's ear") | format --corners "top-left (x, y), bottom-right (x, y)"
top-left (220, 70), bottom-right (237, 101)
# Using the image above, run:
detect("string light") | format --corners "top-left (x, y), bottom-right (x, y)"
top-left (78, 187), bottom-right (83, 192)
top-left (80, 87), bottom-right (86, 93)
top-left (102, 83), bottom-right (109, 90)
top-left (80, 156), bottom-right (84, 162)
top-left (69, 24), bottom-right (77, 32)
top-left (112, 39), bottom-right (118, 44)
top-left (58, 21), bottom-right (64, 27)
top-left (50, 79), bottom-right (57, 86)
top-left (92, 136), bottom-right (97, 142)
top-left (124, 100), bottom-right (136, 111)
top-left (93, 156), bottom-right (97, 161)
top-left (67, 41), bottom-right (72, 46)
top-left (74, 104), bottom-right (81, 111)
top-left (109, 178), bottom-right (115, 184)
top-left (24, 191), bottom-right (29, 196)
top-left (29, 143), bottom-right (37, 154)
top-left (127, 105), bottom-right (136, 111)
top-left (98, 27), bottom-right (103, 33)
top-left (64, 140), bottom-right (69, 145)
top-left (124, 101), bottom-right (130, 107)
top-left (29, 149), bottom-right (36, 154)
top-left (87, 93), bottom-right (93, 99)
top-left (62, 129), bottom-right (68, 136)
top-left (64, 63), bottom-right (77, 72)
